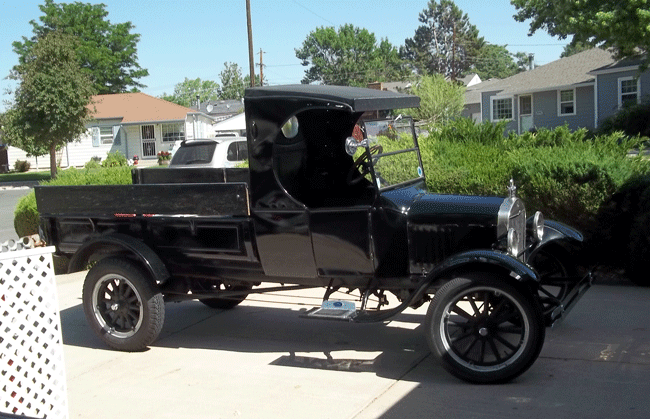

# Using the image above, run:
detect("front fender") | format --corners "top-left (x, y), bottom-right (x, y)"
top-left (429, 249), bottom-right (540, 283)
top-left (528, 220), bottom-right (585, 263)
top-left (68, 233), bottom-right (170, 284)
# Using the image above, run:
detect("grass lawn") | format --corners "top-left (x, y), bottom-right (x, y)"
top-left (0, 171), bottom-right (52, 183)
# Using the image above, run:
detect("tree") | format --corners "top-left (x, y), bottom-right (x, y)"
top-left (401, 0), bottom-right (485, 80)
top-left (218, 62), bottom-right (246, 100)
top-left (473, 45), bottom-right (520, 79)
top-left (4, 31), bottom-right (95, 178)
top-left (398, 74), bottom-right (465, 124)
top-left (12, 0), bottom-right (148, 94)
top-left (560, 40), bottom-right (592, 58)
top-left (295, 24), bottom-right (408, 86)
top-left (512, 0), bottom-right (650, 68)
top-left (513, 51), bottom-right (535, 72)
top-left (161, 78), bottom-right (221, 107)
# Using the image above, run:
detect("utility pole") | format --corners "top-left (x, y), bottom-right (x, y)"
top-left (257, 49), bottom-right (265, 86)
top-left (246, 0), bottom-right (255, 87)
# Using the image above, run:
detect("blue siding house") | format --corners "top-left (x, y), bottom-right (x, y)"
top-left (465, 49), bottom-right (649, 133)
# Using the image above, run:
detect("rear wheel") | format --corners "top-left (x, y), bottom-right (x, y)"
top-left (82, 257), bottom-right (164, 351)
top-left (425, 274), bottom-right (545, 383)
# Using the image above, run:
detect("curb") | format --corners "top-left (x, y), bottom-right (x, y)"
top-left (0, 181), bottom-right (39, 190)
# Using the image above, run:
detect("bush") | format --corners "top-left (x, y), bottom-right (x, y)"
top-left (13, 165), bottom-right (133, 238)
top-left (84, 159), bottom-right (101, 169)
top-left (589, 175), bottom-right (650, 285)
top-left (14, 191), bottom-right (39, 237)
top-left (14, 160), bottom-right (31, 172)
top-left (598, 100), bottom-right (650, 138)
top-left (419, 118), bottom-right (650, 232)
top-left (101, 151), bottom-right (128, 168)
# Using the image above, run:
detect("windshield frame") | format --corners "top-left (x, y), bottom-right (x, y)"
top-left (359, 116), bottom-right (426, 192)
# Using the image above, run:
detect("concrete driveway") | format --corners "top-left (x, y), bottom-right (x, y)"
top-left (53, 272), bottom-right (650, 419)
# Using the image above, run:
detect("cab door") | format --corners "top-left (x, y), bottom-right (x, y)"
top-left (309, 206), bottom-right (374, 277)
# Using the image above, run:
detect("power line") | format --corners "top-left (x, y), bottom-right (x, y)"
top-left (291, 0), bottom-right (336, 26)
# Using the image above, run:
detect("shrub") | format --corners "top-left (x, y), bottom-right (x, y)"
top-left (14, 160), bottom-right (31, 172)
top-left (419, 118), bottom-right (650, 233)
top-left (14, 191), bottom-right (39, 237)
top-left (598, 100), bottom-right (650, 138)
top-left (84, 159), bottom-right (101, 169)
top-left (628, 196), bottom-right (650, 286)
top-left (101, 151), bottom-right (127, 167)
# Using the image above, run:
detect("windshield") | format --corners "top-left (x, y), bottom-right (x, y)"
top-left (170, 142), bottom-right (217, 165)
top-left (353, 117), bottom-right (424, 190)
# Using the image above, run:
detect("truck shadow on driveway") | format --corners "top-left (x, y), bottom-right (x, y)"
top-left (59, 298), bottom-right (447, 382)
top-left (58, 283), bottom-right (650, 387)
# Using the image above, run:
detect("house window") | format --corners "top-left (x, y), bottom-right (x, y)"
top-left (99, 126), bottom-right (113, 144)
top-left (619, 77), bottom-right (640, 107)
top-left (558, 89), bottom-right (575, 115)
top-left (162, 123), bottom-right (185, 142)
top-left (491, 98), bottom-right (513, 121)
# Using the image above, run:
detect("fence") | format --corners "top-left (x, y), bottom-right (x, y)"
top-left (1, 239), bottom-right (68, 419)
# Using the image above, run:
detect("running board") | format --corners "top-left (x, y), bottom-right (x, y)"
top-left (301, 300), bottom-right (357, 321)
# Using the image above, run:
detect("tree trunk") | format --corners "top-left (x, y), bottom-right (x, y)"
top-left (49, 144), bottom-right (58, 179)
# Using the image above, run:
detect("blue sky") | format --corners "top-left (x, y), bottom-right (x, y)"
top-left (1, 0), bottom-right (569, 110)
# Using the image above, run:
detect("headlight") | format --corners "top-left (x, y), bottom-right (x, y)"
top-left (532, 211), bottom-right (544, 242)
top-left (508, 228), bottom-right (520, 256)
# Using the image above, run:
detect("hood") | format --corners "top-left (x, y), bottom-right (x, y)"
top-left (381, 186), bottom-right (504, 225)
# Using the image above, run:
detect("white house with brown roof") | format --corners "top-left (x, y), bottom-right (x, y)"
top-left (465, 48), bottom-right (649, 133)
top-left (6, 92), bottom-right (215, 169)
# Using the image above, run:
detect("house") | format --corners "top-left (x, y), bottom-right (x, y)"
top-left (194, 99), bottom-right (245, 137)
top-left (466, 48), bottom-right (650, 133)
top-left (213, 113), bottom-right (246, 137)
top-left (6, 92), bottom-right (215, 169)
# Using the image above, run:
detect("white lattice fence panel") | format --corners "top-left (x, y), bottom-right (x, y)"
top-left (1, 246), bottom-right (68, 419)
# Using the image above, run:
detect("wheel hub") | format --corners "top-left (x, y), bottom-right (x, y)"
top-left (478, 327), bottom-right (489, 337)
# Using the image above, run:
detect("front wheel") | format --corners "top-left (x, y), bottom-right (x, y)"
top-left (425, 275), bottom-right (545, 383)
top-left (82, 257), bottom-right (165, 351)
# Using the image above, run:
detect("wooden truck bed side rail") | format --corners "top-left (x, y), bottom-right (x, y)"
top-left (34, 183), bottom-right (250, 218)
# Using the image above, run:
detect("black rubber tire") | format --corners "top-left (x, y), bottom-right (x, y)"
top-left (82, 257), bottom-right (165, 351)
top-left (425, 274), bottom-right (545, 384)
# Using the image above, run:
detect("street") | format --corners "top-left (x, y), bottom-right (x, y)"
top-left (53, 272), bottom-right (650, 419)
top-left (0, 186), bottom-right (31, 243)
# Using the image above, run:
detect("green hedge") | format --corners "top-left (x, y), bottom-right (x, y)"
top-left (419, 119), bottom-right (650, 233)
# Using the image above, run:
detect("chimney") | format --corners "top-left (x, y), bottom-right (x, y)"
top-left (528, 54), bottom-right (535, 71)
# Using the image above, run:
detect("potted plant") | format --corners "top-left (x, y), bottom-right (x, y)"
top-left (133, 155), bottom-right (139, 165)
top-left (157, 151), bottom-right (171, 165)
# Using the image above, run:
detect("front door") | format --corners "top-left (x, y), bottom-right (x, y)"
top-left (519, 96), bottom-right (533, 133)
top-left (141, 125), bottom-right (156, 158)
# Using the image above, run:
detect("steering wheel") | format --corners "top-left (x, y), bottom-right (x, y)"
top-left (346, 145), bottom-right (383, 186)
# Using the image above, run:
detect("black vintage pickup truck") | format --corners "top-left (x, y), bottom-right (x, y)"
top-left (36, 85), bottom-right (591, 383)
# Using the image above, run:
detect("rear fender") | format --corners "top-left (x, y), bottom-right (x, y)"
top-left (68, 233), bottom-right (170, 284)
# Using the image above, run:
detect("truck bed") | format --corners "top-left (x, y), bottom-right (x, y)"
top-left (35, 167), bottom-right (250, 217)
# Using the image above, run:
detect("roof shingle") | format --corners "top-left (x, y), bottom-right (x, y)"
top-left (89, 93), bottom-right (195, 124)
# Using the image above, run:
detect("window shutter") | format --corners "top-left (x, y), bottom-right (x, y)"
top-left (112, 126), bottom-right (121, 145)
top-left (92, 127), bottom-right (100, 147)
